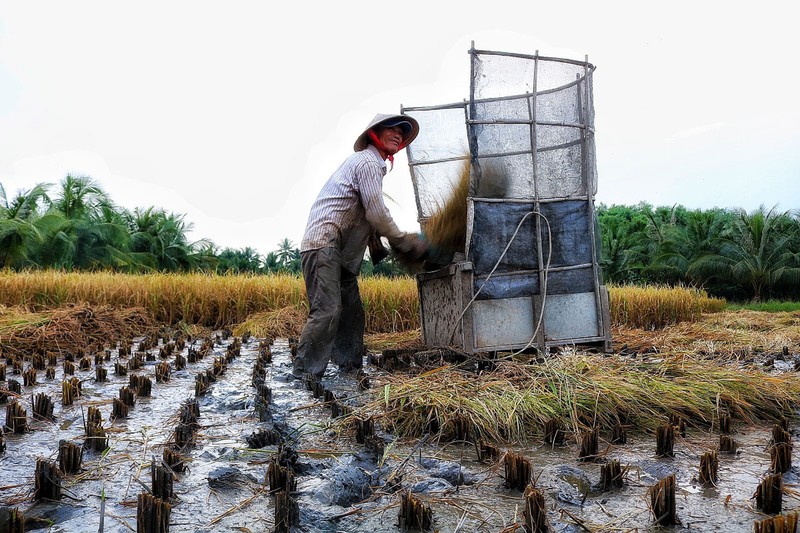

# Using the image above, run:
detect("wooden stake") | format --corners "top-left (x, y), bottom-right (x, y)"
top-left (719, 434), bottom-right (737, 454)
top-left (1, 507), bottom-right (23, 532)
top-left (578, 427), bottom-right (599, 462)
top-left (32, 393), bottom-right (54, 421)
top-left (771, 442), bottom-right (792, 474)
top-left (753, 510), bottom-right (798, 533)
top-left (504, 451), bottom-right (532, 491)
top-left (600, 459), bottom-right (624, 490)
top-left (397, 488), bottom-right (432, 531)
top-left (656, 424), bottom-right (675, 458)
top-left (267, 457), bottom-right (296, 493)
top-left (475, 441), bottom-right (500, 463)
top-left (719, 412), bottom-right (731, 434)
top-left (34, 458), bottom-right (63, 501)
top-left (355, 417), bottom-right (374, 444)
top-left (58, 440), bottom-right (83, 474)
top-left (112, 397), bottom-right (128, 419)
top-left (151, 459), bottom-right (174, 500)
top-left (136, 493), bottom-right (171, 533)
top-left (163, 448), bottom-right (185, 473)
top-left (273, 490), bottom-right (299, 533)
top-left (543, 418), bottom-right (564, 446)
top-left (5, 401), bottom-right (26, 433)
top-left (611, 422), bottom-right (627, 445)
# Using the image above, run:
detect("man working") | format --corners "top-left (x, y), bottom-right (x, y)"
top-left (292, 113), bottom-right (427, 380)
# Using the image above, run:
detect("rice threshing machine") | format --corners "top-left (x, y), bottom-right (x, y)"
top-left (403, 43), bottom-right (612, 354)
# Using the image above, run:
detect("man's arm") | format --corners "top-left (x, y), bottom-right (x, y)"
top-left (358, 162), bottom-right (428, 258)
top-left (357, 162), bottom-right (406, 245)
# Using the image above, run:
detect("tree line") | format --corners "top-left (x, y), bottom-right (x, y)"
top-left (2, 176), bottom-right (799, 300)
top-left (0, 175), bottom-right (405, 276)
top-left (597, 203), bottom-right (800, 302)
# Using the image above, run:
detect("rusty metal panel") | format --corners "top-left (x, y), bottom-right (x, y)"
top-left (418, 264), bottom-right (468, 350)
top-left (542, 292), bottom-right (600, 341)
top-left (472, 297), bottom-right (535, 350)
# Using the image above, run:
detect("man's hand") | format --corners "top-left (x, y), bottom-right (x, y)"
top-left (396, 233), bottom-right (428, 261)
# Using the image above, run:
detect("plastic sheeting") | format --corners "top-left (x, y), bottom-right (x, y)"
top-left (405, 50), bottom-right (597, 217)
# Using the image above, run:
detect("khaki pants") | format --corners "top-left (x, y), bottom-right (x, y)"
top-left (292, 247), bottom-right (365, 378)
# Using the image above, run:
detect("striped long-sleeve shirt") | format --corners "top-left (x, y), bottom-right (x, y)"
top-left (301, 145), bottom-right (408, 274)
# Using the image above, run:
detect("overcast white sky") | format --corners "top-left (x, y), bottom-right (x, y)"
top-left (1, 1), bottom-right (798, 256)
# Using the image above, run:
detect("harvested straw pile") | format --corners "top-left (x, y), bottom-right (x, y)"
top-left (232, 305), bottom-right (306, 339)
top-left (613, 310), bottom-right (800, 357)
top-left (0, 303), bottom-right (158, 357)
top-left (364, 329), bottom-right (424, 352)
top-left (350, 354), bottom-right (800, 443)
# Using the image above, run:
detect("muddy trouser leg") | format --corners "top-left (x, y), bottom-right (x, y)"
top-left (332, 268), bottom-right (365, 371)
top-left (293, 248), bottom-right (342, 379)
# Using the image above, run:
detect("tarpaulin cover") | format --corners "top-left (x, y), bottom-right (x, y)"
top-left (469, 53), bottom-right (596, 200)
top-left (469, 199), bottom-right (596, 299)
top-left (408, 47), bottom-right (611, 351)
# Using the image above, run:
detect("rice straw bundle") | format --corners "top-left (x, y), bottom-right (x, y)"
top-left (347, 353), bottom-right (800, 443)
top-left (393, 159), bottom-right (470, 273)
top-left (231, 305), bottom-right (306, 339)
top-left (423, 159), bottom-right (470, 259)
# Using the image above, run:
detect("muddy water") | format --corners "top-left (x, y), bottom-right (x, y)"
top-left (1, 337), bottom-right (798, 532)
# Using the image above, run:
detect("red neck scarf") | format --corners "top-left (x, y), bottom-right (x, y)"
top-left (367, 130), bottom-right (408, 171)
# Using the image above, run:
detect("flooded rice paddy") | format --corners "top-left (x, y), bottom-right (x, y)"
top-left (1, 333), bottom-right (799, 532)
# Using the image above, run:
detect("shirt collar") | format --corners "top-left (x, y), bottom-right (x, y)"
top-left (365, 144), bottom-right (388, 171)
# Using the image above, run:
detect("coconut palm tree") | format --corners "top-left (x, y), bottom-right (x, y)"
top-left (275, 238), bottom-right (300, 273)
top-left (649, 208), bottom-right (730, 287)
top-left (34, 175), bottom-right (134, 269)
top-left (690, 205), bottom-right (800, 301)
top-left (597, 204), bottom-right (650, 283)
top-left (216, 247), bottom-right (263, 274)
top-left (128, 207), bottom-right (215, 271)
top-left (0, 183), bottom-right (51, 268)
top-left (51, 174), bottom-right (109, 220)
top-left (263, 251), bottom-right (280, 273)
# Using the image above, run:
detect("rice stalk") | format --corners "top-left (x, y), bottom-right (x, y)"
top-left (348, 354), bottom-right (800, 443)
top-left (609, 284), bottom-right (725, 329)
top-left (231, 305), bottom-right (306, 339)
top-left (0, 272), bottom-right (731, 335)
top-left (422, 159), bottom-right (470, 257)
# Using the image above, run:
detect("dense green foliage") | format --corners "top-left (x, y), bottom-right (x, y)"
top-left (0, 175), bottom-right (407, 277)
top-left (3, 176), bottom-right (798, 297)
top-left (1, 176), bottom-right (216, 272)
top-left (725, 301), bottom-right (800, 312)
top-left (598, 203), bottom-right (800, 302)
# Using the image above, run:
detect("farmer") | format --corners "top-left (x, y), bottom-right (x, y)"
top-left (292, 113), bottom-right (428, 379)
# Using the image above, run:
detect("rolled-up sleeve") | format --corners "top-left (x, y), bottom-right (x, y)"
top-left (356, 162), bottom-right (407, 247)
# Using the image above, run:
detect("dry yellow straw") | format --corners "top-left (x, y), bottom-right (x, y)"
top-left (394, 159), bottom-right (470, 272)
top-left (423, 159), bottom-right (470, 257)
